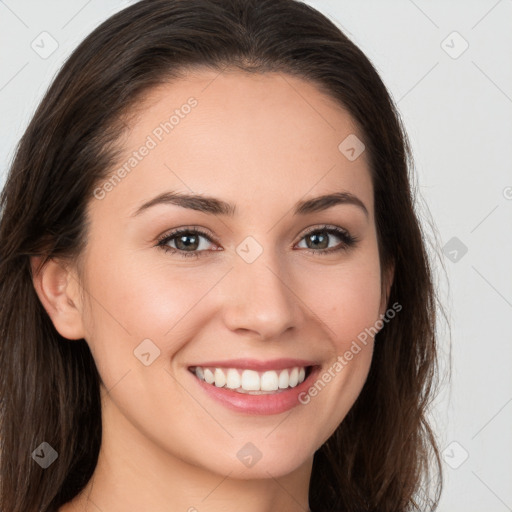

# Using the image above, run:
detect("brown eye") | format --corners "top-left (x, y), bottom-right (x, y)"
top-left (173, 232), bottom-right (201, 251)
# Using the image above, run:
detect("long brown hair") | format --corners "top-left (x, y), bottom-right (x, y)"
top-left (0, 1), bottom-right (444, 510)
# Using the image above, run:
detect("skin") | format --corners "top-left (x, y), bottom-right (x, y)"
top-left (32, 69), bottom-right (393, 512)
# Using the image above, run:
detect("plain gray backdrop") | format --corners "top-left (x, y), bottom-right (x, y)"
top-left (1, 1), bottom-right (511, 511)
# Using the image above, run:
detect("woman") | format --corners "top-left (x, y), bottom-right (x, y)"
top-left (0, 0), bottom-right (444, 510)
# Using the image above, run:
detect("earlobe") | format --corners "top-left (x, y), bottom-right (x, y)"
top-left (30, 255), bottom-right (86, 340)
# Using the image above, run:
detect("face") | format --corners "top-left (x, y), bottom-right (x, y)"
top-left (71, 69), bottom-right (390, 479)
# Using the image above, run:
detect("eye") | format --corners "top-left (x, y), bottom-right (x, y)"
top-left (156, 227), bottom-right (219, 258)
top-left (295, 225), bottom-right (358, 255)
top-left (156, 224), bottom-right (358, 259)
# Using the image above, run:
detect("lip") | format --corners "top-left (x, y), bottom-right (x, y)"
top-left (187, 358), bottom-right (318, 371)
top-left (188, 363), bottom-right (322, 415)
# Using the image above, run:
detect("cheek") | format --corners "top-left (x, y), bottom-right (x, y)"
top-left (329, 266), bottom-right (382, 344)
top-left (293, 251), bottom-right (383, 348)
top-left (287, 264), bottom-right (381, 446)
top-left (79, 246), bottom-right (224, 375)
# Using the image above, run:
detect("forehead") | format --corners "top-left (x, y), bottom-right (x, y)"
top-left (92, 69), bottom-right (373, 220)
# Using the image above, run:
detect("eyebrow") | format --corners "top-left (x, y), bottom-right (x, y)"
top-left (131, 190), bottom-right (369, 218)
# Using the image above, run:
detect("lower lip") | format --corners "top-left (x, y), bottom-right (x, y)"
top-left (189, 366), bottom-right (321, 415)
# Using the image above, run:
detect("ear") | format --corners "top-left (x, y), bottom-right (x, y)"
top-left (30, 255), bottom-right (86, 340)
top-left (379, 260), bottom-right (395, 318)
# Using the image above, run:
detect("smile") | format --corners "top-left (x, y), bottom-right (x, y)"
top-left (187, 360), bottom-right (321, 415)
top-left (190, 366), bottom-right (309, 394)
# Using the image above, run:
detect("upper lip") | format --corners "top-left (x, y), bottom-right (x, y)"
top-left (188, 358), bottom-right (318, 371)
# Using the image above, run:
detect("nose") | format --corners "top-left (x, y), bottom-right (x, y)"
top-left (220, 244), bottom-right (305, 341)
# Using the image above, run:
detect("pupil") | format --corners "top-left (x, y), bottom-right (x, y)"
top-left (309, 233), bottom-right (327, 249)
top-left (177, 234), bottom-right (198, 250)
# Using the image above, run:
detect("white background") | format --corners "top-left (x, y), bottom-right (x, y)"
top-left (1, 1), bottom-right (511, 510)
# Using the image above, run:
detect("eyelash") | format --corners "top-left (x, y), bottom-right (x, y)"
top-left (156, 224), bottom-right (358, 259)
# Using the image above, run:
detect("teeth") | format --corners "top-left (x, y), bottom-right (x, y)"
top-left (289, 367), bottom-right (299, 387)
top-left (203, 368), bottom-right (214, 384)
top-left (192, 366), bottom-right (308, 393)
top-left (214, 368), bottom-right (226, 387)
top-left (225, 368), bottom-right (241, 389)
top-left (241, 370), bottom-right (260, 391)
top-left (278, 369), bottom-right (289, 389)
top-left (260, 370), bottom-right (279, 391)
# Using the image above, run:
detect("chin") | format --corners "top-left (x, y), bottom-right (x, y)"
top-left (202, 442), bottom-right (315, 480)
